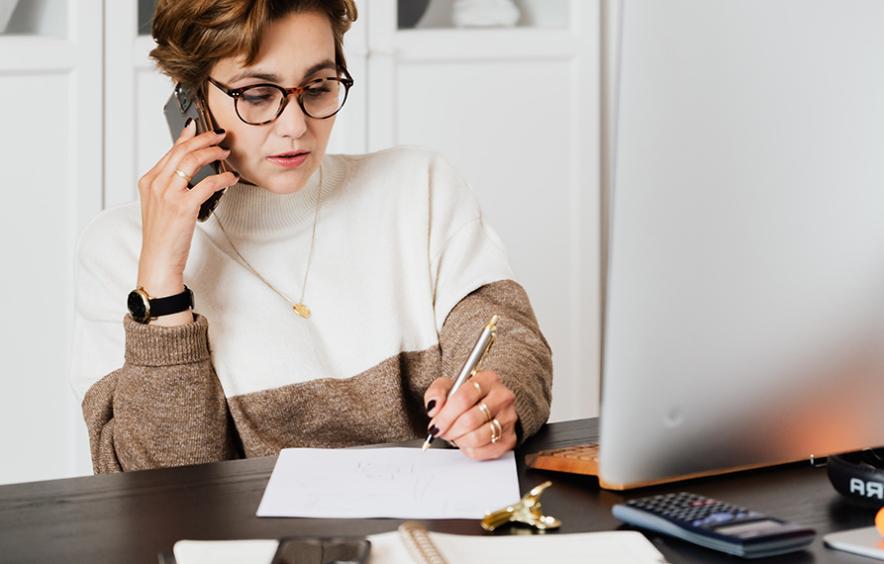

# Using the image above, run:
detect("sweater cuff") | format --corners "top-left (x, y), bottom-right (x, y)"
top-left (496, 370), bottom-right (544, 445)
top-left (123, 313), bottom-right (210, 367)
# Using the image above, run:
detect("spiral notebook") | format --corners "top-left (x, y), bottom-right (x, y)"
top-left (370, 522), bottom-right (668, 564)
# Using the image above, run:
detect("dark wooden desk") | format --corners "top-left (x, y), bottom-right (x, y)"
top-left (0, 419), bottom-right (877, 563)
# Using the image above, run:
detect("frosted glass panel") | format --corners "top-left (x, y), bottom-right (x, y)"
top-left (138, 0), bottom-right (155, 36)
top-left (401, 0), bottom-right (568, 30)
top-left (0, 0), bottom-right (66, 37)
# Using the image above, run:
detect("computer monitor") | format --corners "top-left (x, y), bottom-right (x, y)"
top-left (598, 0), bottom-right (884, 489)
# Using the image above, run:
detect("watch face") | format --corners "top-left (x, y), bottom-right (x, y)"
top-left (127, 290), bottom-right (149, 322)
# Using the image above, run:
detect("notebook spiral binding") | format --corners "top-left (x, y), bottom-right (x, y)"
top-left (398, 521), bottom-right (448, 564)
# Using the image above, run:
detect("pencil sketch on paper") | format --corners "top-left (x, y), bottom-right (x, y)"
top-left (257, 447), bottom-right (520, 519)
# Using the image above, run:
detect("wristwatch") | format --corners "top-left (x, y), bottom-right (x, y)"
top-left (127, 285), bottom-right (194, 324)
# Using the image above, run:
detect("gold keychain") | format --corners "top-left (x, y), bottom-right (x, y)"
top-left (481, 481), bottom-right (562, 532)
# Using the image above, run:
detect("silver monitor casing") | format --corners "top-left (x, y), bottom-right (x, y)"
top-left (599, 0), bottom-right (884, 488)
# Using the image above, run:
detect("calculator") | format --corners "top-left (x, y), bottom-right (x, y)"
top-left (612, 492), bottom-right (816, 559)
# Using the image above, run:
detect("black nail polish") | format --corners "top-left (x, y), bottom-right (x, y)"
top-left (214, 128), bottom-right (226, 134)
top-left (184, 118), bottom-right (193, 128)
top-left (426, 399), bottom-right (436, 413)
top-left (428, 425), bottom-right (439, 437)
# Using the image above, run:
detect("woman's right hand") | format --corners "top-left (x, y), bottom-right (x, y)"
top-left (135, 119), bottom-right (238, 325)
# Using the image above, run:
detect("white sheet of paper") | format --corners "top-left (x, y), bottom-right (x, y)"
top-left (256, 448), bottom-right (520, 519)
top-left (173, 539), bottom-right (279, 564)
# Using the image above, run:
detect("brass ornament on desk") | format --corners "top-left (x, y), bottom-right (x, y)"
top-left (481, 481), bottom-right (561, 532)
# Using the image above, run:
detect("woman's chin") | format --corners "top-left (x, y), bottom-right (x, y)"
top-left (255, 168), bottom-right (314, 194)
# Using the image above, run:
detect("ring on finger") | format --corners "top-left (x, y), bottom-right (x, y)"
top-left (489, 418), bottom-right (502, 444)
top-left (174, 168), bottom-right (192, 182)
top-left (478, 402), bottom-right (492, 423)
top-left (472, 381), bottom-right (482, 395)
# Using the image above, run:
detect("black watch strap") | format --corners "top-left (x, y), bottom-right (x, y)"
top-left (128, 286), bottom-right (194, 323)
top-left (150, 286), bottom-right (194, 317)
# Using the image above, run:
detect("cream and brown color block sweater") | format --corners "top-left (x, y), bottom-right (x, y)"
top-left (71, 147), bottom-right (553, 473)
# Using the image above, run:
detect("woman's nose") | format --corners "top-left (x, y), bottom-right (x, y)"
top-left (274, 95), bottom-right (308, 138)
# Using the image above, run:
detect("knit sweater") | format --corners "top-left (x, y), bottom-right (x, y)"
top-left (71, 146), bottom-right (553, 473)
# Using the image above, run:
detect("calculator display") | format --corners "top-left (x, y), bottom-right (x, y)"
top-left (715, 520), bottom-right (782, 536)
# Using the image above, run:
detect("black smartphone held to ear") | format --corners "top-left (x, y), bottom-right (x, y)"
top-left (163, 83), bottom-right (231, 222)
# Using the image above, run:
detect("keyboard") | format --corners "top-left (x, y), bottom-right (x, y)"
top-left (524, 443), bottom-right (600, 475)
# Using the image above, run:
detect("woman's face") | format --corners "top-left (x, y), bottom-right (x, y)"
top-left (207, 10), bottom-right (338, 194)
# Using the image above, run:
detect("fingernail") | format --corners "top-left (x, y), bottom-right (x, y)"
top-left (184, 118), bottom-right (194, 129)
top-left (428, 425), bottom-right (439, 437)
top-left (426, 399), bottom-right (436, 413)
top-left (214, 128), bottom-right (226, 135)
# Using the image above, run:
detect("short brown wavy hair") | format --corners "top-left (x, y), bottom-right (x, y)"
top-left (150, 0), bottom-right (357, 93)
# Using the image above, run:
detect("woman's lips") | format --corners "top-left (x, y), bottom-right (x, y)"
top-left (267, 152), bottom-right (310, 169)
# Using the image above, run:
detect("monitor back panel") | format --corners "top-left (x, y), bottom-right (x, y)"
top-left (600, 0), bottom-right (884, 487)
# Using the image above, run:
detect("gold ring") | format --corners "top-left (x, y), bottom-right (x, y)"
top-left (478, 402), bottom-right (492, 423)
top-left (174, 168), bottom-right (192, 182)
top-left (472, 381), bottom-right (482, 395)
top-left (489, 418), bottom-right (502, 444)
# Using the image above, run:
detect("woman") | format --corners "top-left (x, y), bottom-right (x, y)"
top-left (71, 0), bottom-right (552, 473)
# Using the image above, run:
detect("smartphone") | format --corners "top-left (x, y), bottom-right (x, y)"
top-left (163, 83), bottom-right (231, 222)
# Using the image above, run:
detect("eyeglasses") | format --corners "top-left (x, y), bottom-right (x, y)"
top-left (207, 71), bottom-right (354, 126)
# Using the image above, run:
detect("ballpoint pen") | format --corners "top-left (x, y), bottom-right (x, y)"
top-left (421, 314), bottom-right (498, 450)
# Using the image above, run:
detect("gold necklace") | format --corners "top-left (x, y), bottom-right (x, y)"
top-left (212, 166), bottom-right (324, 319)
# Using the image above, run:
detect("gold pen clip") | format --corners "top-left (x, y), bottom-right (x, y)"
top-left (481, 481), bottom-right (562, 532)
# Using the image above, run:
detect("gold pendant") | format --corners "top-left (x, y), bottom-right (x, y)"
top-left (293, 303), bottom-right (311, 319)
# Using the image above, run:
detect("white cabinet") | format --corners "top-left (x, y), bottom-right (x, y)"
top-left (0, 0), bottom-right (600, 484)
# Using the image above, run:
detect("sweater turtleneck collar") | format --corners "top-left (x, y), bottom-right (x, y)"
top-left (209, 155), bottom-right (344, 239)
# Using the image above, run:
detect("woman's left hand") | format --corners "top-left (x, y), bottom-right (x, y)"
top-left (424, 370), bottom-right (518, 460)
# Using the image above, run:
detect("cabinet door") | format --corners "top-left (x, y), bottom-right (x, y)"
top-left (0, 0), bottom-right (102, 484)
top-left (367, 0), bottom-right (601, 421)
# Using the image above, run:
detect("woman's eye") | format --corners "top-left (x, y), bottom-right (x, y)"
top-left (305, 88), bottom-right (331, 97)
top-left (241, 87), bottom-right (278, 105)
top-left (243, 94), bottom-right (273, 105)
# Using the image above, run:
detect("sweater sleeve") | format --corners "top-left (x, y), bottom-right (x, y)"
top-left (82, 315), bottom-right (239, 473)
top-left (71, 208), bottom-right (237, 473)
top-left (438, 280), bottom-right (553, 443)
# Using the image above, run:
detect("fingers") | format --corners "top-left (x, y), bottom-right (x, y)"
top-left (445, 380), bottom-right (516, 441)
top-left (423, 377), bottom-right (453, 418)
top-left (460, 429), bottom-right (518, 461)
top-left (188, 170), bottom-right (239, 206)
top-left (161, 135), bottom-right (231, 191)
top-left (176, 117), bottom-right (198, 144)
top-left (428, 370), bottom-right (499, 440)
top-left (141, 119), bottom-right (197, 190)
top-left (139, 125), bottom-right (226, 197)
